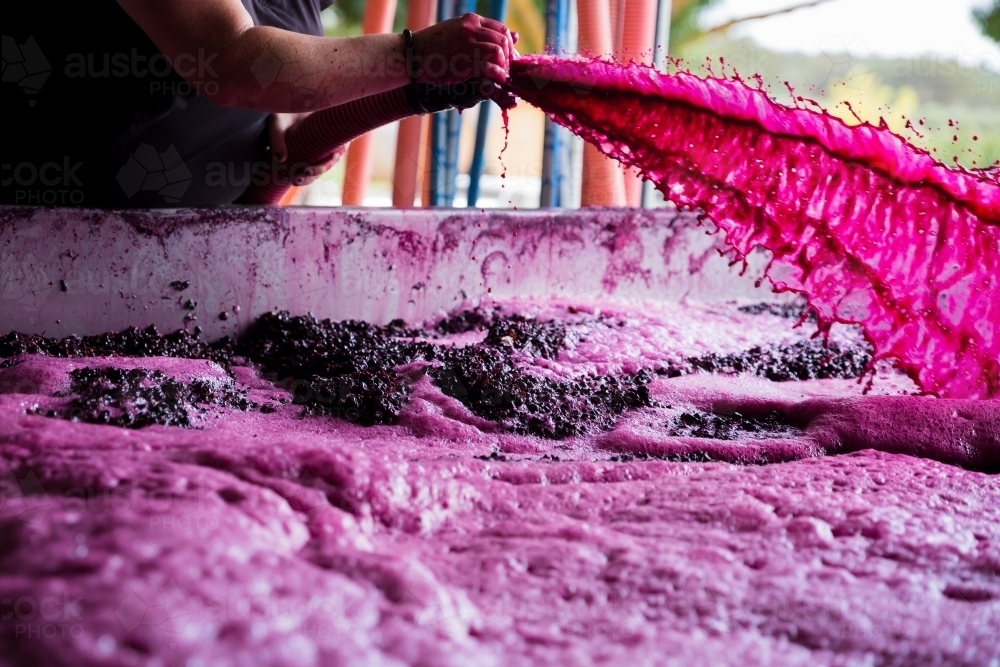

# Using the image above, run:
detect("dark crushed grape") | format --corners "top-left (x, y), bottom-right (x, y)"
top-left (238, 311), bottom-right (646, 435)
top-left (737, 299), bottom-right (811, 320)
top-left (170, 280), bottom-right (191, 291)
top-left (292, 371), bottom-right (409, 426)
top-left (236, 311), bottom-right (434, 425)
top-left (383, 318), bottom-right (425, 339)
top-left (237, 311), bottom-right (434, 380)
top-left (3, 308), bottom-right (854, 438)
top-left (32, 367), bottom-right (252, 429)
top-left (0, 326), bottom-right (233, 366)
top-left (434, 307), bottom-right (496, 335)
top-left (429, 345), bottom-right (650, 439)
top-left (678, 339), bottom-right (871, 382)
top-left (482, 316), bottom-right (567, 359)
top-left (475, 451), bottom-right (510, 462)
top-left (668, 410), bottom-right (798, 440)
top-left (609, 451), bottom-right (715, 464)
top-left (608, 447), bottom-right (790, 465)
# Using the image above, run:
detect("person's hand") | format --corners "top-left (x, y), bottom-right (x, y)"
top-left (268, 112), bottom-right (345, 186)
top-left (407, 78), bottom-right (517, 114)
top-left (412, 14), bottom-right (518, 86)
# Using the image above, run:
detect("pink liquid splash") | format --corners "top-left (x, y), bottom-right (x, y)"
top-left (506, 55), bottom-right (1000, 399)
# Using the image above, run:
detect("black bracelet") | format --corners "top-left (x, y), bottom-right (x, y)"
top-left (402, 29), bottom-right (417, 85)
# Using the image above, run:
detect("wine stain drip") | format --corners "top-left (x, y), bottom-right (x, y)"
top-left (505, 56), bottom-right (1000, 399)
top-left (499, 108), bottom-right (511, 181)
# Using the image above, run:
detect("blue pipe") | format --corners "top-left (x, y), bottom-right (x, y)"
top-left (443, 109), bottom-right (461, 204)
top-left (539, 0), bottom-right (569, 207)
top-left (442, 0), bottom-right (478, 205)
top-left (465, 0), bottom-right (509, 208)
top-left (428, 0), bottom-right (456, 206)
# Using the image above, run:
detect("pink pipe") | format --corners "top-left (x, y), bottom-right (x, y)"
top-left (392, 0), bottom-right (438, 207)
top-left (618, 0), bottom-right (658, 206)
top-left (341, 0), bottom-right (400, 205)
top-left (240, 88), bottom-right (415, 205)
top-left (576, 0), bottom-right (626, 207)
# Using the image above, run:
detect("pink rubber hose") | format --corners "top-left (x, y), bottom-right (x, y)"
top-left (240, 87), bottom-right (415, 205)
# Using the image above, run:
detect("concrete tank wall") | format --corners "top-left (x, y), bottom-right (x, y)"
top-left (1, 206), bottom-right (781, 339)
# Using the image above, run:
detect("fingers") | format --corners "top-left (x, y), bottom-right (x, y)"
top-left (478, 17), bottom-right (512, 42)
top-left (473, 32), bottom-right (517, 78)
top-left (329, 144), bottom-right (347, 164)
top-left (268, 114), bottom-right (293, 163)
top-left (475, 42), bottom-right (509, 83)
top-left (476, 17), bottom-right (515, 64)
top-left (292, 148), bottom-right (343, 186)
top-left (293, 168), bottom-right (321, 187)
top-left (481, 62), bottom-right (508, 86)
top-left (478, 30), bottom-right (512, 68)
top-left (474, 27), bottom-right (509, 55)
top-left (417, 15), bottom-right (516, 84)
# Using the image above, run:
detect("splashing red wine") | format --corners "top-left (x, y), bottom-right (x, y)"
top-left (505, 56), bottom-right (999, 399)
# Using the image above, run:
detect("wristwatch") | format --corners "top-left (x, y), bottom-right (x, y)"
top-left (402, 29), bottom-right (417, 85)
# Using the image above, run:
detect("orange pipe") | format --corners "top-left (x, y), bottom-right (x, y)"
top-left (619, 0), bottom-right (658, 206)
top-left (278, 186), bottom-right (301, 206)
top-left (611, 0), bottom-right (625, 56)
top-left (577, 0), bottom-right (626, 207)
top-left (394, 116), bottom-right (430, 207)
top-left (341, 0), bottom-right (399, 205)
top-left (392, 0), bottom-right (438, 207)
top-left (620, 0), bottom-right (657, 64)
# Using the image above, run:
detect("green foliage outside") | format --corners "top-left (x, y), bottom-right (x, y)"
top-left (671, 45), bottom-right (1000, 170)
top-left (974, 0), bottom-right (1000, 43)
top-left (669, 1), bottom-right (1000, 170)
top-left (669, 0), bottom-right (720, 51)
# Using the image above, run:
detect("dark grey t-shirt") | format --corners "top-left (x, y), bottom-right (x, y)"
top-left (3, 0), bottom-right (330, 207)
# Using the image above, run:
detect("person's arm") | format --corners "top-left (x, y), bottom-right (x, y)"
top-left (116, 0), bottom-right (516, 113)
